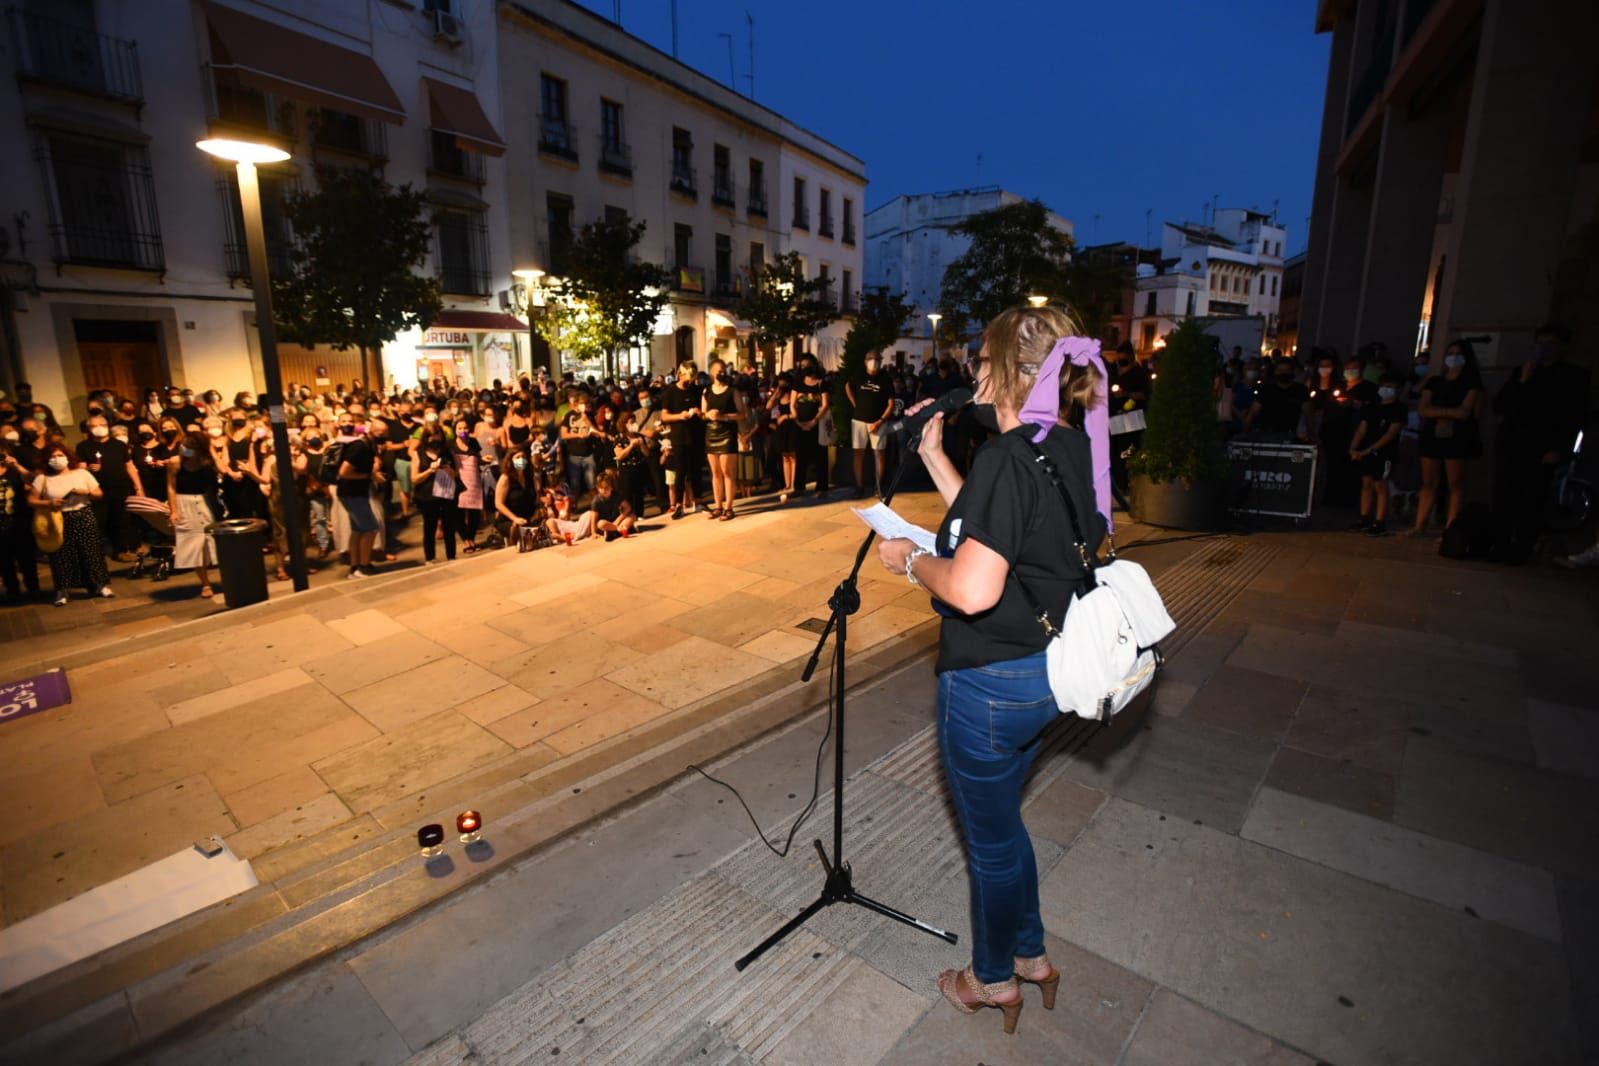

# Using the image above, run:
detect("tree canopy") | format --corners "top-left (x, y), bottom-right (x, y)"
top-left (738, 250), bottom-right (837, 366)
top-left (535, 215), bottom-right (669, 378)
top-left (275, 166), bottom-right (442, 389)
top-left (938, 199), bottom-right (1074, 342)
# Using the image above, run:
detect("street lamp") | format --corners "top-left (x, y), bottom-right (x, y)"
top-left (927, 312), bottom-right (942, 364)
top-left (512, 267), bottom-right (545, 379)
top-left (196, 137), bottom-right (308, 593)
top-left (1027, 294), bottom-right (1049, 308)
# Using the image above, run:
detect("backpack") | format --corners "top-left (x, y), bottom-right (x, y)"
top-left (315, 440), bottom-right (346, 485)
top-left (1016, 439), bottom-right (1176, 721)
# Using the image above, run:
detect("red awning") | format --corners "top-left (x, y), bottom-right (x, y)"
top-left (204, 2), bottom-right (405, 125)
top-left (422, 77), bottom-right (506, 156)
top-left (432, 311), bottom-right (528, 332)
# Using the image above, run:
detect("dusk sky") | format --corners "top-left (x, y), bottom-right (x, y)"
top-left (574, 0), bottom-right (1332, 254)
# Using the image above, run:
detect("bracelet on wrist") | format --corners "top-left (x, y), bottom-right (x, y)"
top-left (904, 547), bottom-right (933, 587)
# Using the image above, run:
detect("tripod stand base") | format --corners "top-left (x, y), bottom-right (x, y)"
top-left (735, 839), bottom-right (957, 972)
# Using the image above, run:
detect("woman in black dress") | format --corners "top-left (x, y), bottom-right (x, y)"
top-left (701, 358), bottom-right (747, 520)
top-left (769, 373), bottom-right (798, 501)
top-left (1409, 339), bottom-right (1483, 535)
top-left (610, 409), bottom-right (649, 521)
top-left (788, 358), bottom-right (830, 500)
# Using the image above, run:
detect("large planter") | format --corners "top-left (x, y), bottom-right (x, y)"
top-left (1131, 474), bottom-right (1225, 531)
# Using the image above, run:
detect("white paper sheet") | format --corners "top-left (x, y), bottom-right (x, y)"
top-left (853, 502), bottom-right (937, 553)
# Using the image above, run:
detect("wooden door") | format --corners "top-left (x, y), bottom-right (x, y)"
top-left (78, 341), bottom-right (161, 399)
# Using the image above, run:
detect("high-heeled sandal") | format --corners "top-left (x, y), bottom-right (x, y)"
top-left (1014, 954), bottom-right (1060, 1010)
top-left (938, 966), bottom-right (1023, 1034)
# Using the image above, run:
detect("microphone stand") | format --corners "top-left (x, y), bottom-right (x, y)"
top-left (736, 429), bottom-right (957, 972)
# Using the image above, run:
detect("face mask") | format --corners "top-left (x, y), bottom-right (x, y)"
top-left (1415, 364), bottom-right (1431, 377)
top-left (1443, 355), bottom-right (1465, 370)
top-left (971, 403), bottom-right (1000, 432)
top-left (169, 398), bottom-right (183, 408)
top-left (207, 426), bottom-right (224, 438)
top-left (1318, 367), bottom-right (1334, 378)
top-left (424, 412), bottom-right (439, 423)
top-left (512, 457), bottom-right (528, 470)
top-left (639, 398), bottom-right (651, 409)
top-left (1344, 369), bottom-right (1361, 383)
top-left (456, 425), bottom-right (469, 437)
top-left (87, 405), bottom-right (104, 416)
top-left (230, 418), bottom-right (246, 429)
top-left (305, 434), bottom-right (322, 447)
top-left (180, 447), bottom-right (196, 458)
top-left (252, 428), bottom-right (268, 441)
top-left (90, 425), bottom-right (109, 438)
top-left (48, 455), bottom-right (69, 472)
top-left (138, 431), bottom-right (155, 443)
top-left (1377, 387), bottom-right (1397, 402)
top-left (241, 398), bottom-right (255, 408)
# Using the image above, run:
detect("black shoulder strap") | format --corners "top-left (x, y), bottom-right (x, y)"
top-left (1012, 437), bottom-right (1101, 637)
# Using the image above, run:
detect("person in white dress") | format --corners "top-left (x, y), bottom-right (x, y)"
top-left (27, 443), bottom-right (112, 606)
top-left (167, 431), bottom-right (222, 599)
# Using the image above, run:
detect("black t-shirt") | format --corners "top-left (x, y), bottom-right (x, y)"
top-left (593, 493), bottom-right (622, 522)
top-left (336, 437), bottom-right (375, 498)
top-left (562, 410), bottom-right (596, 457)
top-left (1343, 380), bottom-right (1380, 408)
top-left (1115, 365), bottom-right (1153, 411)
top-left (934, 425), bottom-right (1105, 674)
top-left (852, 371), bottom-right (890, 424)
top-left (133, 443), bottom-right (171, 498)
top-left (662, 383), bottom-right (699, 446)
top-left (76, 437), bottom-right (132, 492)
top-left (167, 403), bottom-right (205, 429)
top-left (1360, 402), bottom-right (1407, 459)
top-left (1255, 380), bottom-right (1308, 435)
top-left (1420, 374), bottom-right (1478, 441)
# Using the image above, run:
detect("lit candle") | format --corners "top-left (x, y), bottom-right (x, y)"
top-left (456, 810), bottom-right (482, 844)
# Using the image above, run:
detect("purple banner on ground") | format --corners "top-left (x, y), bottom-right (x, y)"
top-left (0, 669), bottom-right (72, 725)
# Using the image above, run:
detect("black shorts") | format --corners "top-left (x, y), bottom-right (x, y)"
top-left (669, 441), bottom-right (702, 475)
top-left (1360, 454), bottom-right (1393, 481)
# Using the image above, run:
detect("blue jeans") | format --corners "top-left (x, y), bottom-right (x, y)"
top-left (937, 651), bottom-right (1058, 983)
top-left (566, 454), bottom-right (596, 497)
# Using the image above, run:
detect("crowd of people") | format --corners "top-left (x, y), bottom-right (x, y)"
top-left (0, 350), bottom-right (986, 606)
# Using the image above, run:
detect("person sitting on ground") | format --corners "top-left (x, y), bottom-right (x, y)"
top-left (1348, 373), bottom-right (1407, 537)
top-left (544, 484), bottom-right (596, 545)
top-left (591, 471), bottom-right (636, 541)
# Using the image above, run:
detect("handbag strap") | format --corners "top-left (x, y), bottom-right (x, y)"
top-left (1012, 438), bottom-right (1106, 637)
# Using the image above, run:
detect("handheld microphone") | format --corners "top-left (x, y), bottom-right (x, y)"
top-left (889, 388), bottom-right (973, 447)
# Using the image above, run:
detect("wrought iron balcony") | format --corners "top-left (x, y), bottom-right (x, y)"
top-left (436, 210), bottom-right (490, 296)
top-left (793, 206), bottom-right (810, 231)
top-left (819, 215), bottom-right (835, 239)
top-left (311, 108), bottom-right (386, 160)
top-left (747, 187), bottom-right (768, 218)
top-left (539, 114), bottom-right (578, 161)
top-left (843, 222), bottom-right (856, 245)
top-left (598, 135), bottom-right (631, 177)
top-left (670, 160), bottom-right (697, 198)
top-left (711, 172), bottom-right (735, 208)
top-left (37, 134), bottom-right (163, 271)
top-left (430, 128), bottom-right (485, 183)
top-left (8, 7), bottom-right (142, 103)
top-left (203, 63), bottom-right (295, 141)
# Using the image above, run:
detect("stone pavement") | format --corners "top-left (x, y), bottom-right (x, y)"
top-left (111, 522), bottom-right (1599, 1066)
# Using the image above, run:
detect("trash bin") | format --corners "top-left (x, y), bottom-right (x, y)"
top-left (206, 518), bottom-right (270, 608)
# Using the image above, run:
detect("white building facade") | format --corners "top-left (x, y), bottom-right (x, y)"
top-left (864, 187), bottom-right (1073, 363)
top-left (499, 0), bottom-right (864, 376)
top-left (1, 0), bottom-right (518, 417)
top-left (1131, 208), bottom-right (1287, 355)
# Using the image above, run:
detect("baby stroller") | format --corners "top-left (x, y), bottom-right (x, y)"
top-left (124, 495), bottom-right (175, 581)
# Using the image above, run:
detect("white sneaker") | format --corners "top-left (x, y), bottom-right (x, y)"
top-left (52, 591), bottom-right (68, 607)
top-left (1555, 544), bottom-right (1599, 569)
top-left (346, 568), bottom-right (367, 580)
top-left (99, 585), bottom-right (115, 598)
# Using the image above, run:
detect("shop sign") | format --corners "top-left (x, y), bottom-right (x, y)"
top-left (421, 329), bottom-right (474, 348)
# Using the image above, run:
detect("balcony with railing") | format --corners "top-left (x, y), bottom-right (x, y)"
top-left (670, 160), bottom-right (697, 199)
top-left (430, 128), bottom-right (484, 184)
top-left (712, 171), bottom-right (735, 208)
top-left (819, 211), bottom-right (834, 239)
top-left (793, 204), bottom-right (810, 231)
top-left (747, 186), bottom-right (768, 218)
top-left (539, 114), bottom-right (578, 162)
top-left (436, 210), bottom-right (490, 296)
top-left (311, 108), bottom-right (386, 161)
top-left (217, 172), bottom-right (295, 282)
top-left (839, 288), bottom-right (856, 314)
top-left (8, 7), bottom-right (142, 103)
top-left (598, 135), bottom-right (631, 177)
top-left (37, 134), bottom-right (163, 271)
top-left (203, 63), bottom-right (295, 142)
top-left (843, 219), bottom-right (856, 245)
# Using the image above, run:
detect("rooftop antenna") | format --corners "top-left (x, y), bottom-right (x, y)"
top-left (670, 0), bottom-right (678, 58)
top-left (1093, 212), bottom-right (1101, 243)
top-left (1211, 193), bottom-right (1219, 223)
top-left (975, 152), bottom-right (983, 184)
top-left (718, 32), bottom-right (735, 89)
top-left (1272, 197), bottom-right (1280, 224)
top-left (746, 12), bottom-right (755, 100)
top-left (1145, 208), bottom-right (1152, 247)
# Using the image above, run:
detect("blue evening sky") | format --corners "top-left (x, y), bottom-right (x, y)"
top-left (572, 0), bottom-right (1331, 254)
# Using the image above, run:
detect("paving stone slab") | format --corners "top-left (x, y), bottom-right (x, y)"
top-left (1265, 746), bottom-right (1396, 821)
top-left (1526, 698), bottom-right (1599, 780)
top-left (1242, 786), bottom-right (1561, 942)
top-left (1281, 684), bottom-right (1410, 776)
top-left (1181, 665), bottom-right (1307, 741)
top-left (1040, 798), bottom-right (1580, 1066)
top-left (1120, 988), bottom-right (1316, 1066)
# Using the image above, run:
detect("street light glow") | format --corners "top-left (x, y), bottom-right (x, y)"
top-left (195, 138), bottom-right (291, 164)
top-left (1027, 295), bottom-right (1048, 307)
top-left (512, 267), bottom-right (546, 281)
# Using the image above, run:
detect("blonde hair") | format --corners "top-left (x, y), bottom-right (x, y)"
top-left (1059, 362), bottom-right (1103, 428)
top-left (979, 305), bottom-right (1082, 411)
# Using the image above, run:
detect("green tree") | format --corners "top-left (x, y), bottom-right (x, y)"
top-left (738, 250), bottom-right (837, 368)
top-left (833, 286), bottom-right (913, 434)
top-left (1127, 319), bottom-right (1228, 484)
top-left (536, 215), bottom-right (669, 379)
top-left (275, 166), bottom-right (442, 390)
top-left (938, 200), bottom-right (1074, 342)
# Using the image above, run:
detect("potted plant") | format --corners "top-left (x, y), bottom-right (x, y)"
top-left (1126, 319), bottom-right (1228, 529)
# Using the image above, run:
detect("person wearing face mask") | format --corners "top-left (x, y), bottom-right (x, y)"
top-left (1488, 322), bottom-right (1591, 564)
top-left (790, 355), bottom-right (831, 500)
top-left (450, 415), bottom-right (485, 552)
top-left (297, 414), bottom-right (333, 558)
top-left (661, 364), bottom-right (703, 518)
top-left (76, 414), bottom-right (138, 562)
top-left (412, 426), bottom-right (461, 562)
top-left (0, 441), bottom-right (41, 601)
top-left (1408, 341), bottom-right (1484, 536)
top-left (877, 306), bottom-right (1104, 1034)
top-left (28, 444), bottom-right (112, 605)
top-left (218, 408), bottom-right (264, 520)
top-left (1347, 374), bottom-right (1407, 536)
top-left (141, 389), bottom-right (165, 424)
top-left (9, 418), bottom-right (42, 473)
top-left (632, 386), bottom-right (666, 513)
top-left (848, 350), bottom-right (893, 498)
top-left (166, 391), bottom-right (205, 431)
top-left (494, 447), bottom-right (542, 543)
top-left (770, 372), bottom-right (800, 502)
top-left (700, 359), bottom-right (746, 520)
top-left (1244, 358), bottom-right (1311, 439)
top-left (167, 431), bottom-right (221, 598)
top-left (560, 389), bottom-right (601, 501)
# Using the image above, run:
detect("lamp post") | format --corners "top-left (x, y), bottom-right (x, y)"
top-left (196, 137), bottom-right (308, 592)
top-left (512, 267), bottom-right (545, 380)
top-left (926, 312), bottom-right (942, 365)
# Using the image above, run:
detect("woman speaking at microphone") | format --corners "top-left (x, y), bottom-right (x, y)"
top-left (878, 305), bottom-right (1110, 1034)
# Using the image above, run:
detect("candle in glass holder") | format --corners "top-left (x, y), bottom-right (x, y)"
top-left (417, 823), bottom-right (445, 858)
top-left (456, 810), bottom-right (482, 845)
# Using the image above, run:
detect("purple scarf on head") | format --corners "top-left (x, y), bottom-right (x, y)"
top-left (1017, 336), bottom-right (1113, 529)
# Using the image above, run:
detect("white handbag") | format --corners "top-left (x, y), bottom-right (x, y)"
top-left (1017, 441), bottom-right (1176, 722)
